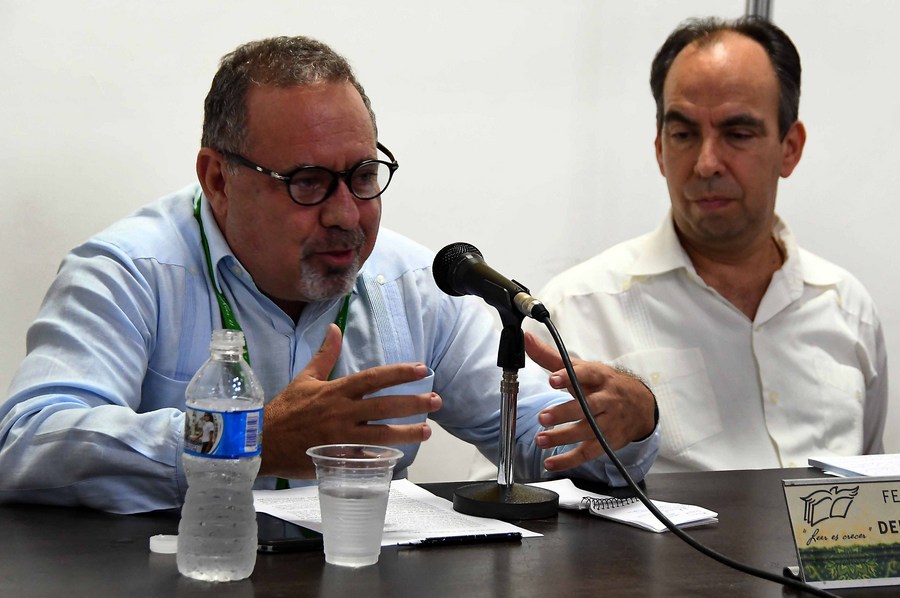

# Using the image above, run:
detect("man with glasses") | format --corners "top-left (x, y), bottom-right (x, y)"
top-left (0, 36), bottom-right (659, 514)
top-left (525, 17), bottom-right (887, 473)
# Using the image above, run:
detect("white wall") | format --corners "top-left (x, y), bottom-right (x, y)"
top-left (2, 1), bottom-right (897, 483)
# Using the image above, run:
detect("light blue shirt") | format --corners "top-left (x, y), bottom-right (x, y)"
top-left (0, 183), bottom-right (658, 513)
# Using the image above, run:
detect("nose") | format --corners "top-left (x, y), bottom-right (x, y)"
top-left (319, 179), bottom-right (361, 230)
top-left (694, 137), bottom-right (724, 178)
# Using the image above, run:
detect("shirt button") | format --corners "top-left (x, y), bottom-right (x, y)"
top-left (855, 390), bottom-right (863, 402)
top-left (376, 275), bottom-right (386, 285)
top-left (650, 372), bottom-right (661, 384)
top-left (231, 265), bottom-right (242, 276)
top-left (769, 391), bottom-right (779, 404)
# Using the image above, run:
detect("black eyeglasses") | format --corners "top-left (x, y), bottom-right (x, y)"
top-left (222, 142), bottom-right (399, 206)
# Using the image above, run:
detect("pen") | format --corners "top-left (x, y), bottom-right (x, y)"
top-left (415, 532), bottom-right (522, 547)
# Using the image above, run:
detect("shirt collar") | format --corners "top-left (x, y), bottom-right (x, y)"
top-left (774, 217), bottom-right (845, 287)
top-left (625, 211), bottom-right (843, 287)
top-left (778, 219), bottom-right (843, 287)
top-left (625, 213), bottom-right (693, 277)
top-left (196, 189), bottom-right (234, 292)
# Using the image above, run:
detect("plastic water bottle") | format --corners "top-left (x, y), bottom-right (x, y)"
top-left (177, 329), bottom-right (264, 582)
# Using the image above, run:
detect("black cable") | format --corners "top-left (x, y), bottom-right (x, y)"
top-left (538, 314), bottom-right (839, 598)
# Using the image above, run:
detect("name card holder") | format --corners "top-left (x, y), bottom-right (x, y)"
top-left (782, 476), bottom-right (900, 589)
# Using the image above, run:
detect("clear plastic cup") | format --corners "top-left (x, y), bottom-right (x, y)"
top-left (306, 444), bottom-right (404, 567)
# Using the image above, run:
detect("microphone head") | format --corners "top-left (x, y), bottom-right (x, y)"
top-left (433, 242), bottom-right (483, 297)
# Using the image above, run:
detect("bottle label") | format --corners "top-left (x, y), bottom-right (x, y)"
top-left (184, 407), bottom-right (262, 459)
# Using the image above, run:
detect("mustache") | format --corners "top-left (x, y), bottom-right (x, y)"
top-left (684, 179), bottom-right (742, 200)
top-left (304, 229), bottom-right (367, 255)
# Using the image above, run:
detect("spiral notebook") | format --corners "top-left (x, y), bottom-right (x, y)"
top-left (529, 478), bottom-right (718, 533)
top-left (580, 495), bottom-right (718, 532)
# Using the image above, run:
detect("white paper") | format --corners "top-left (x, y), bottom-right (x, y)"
top-left (528, 478), bottom-right (717, 533)
top-left (808, 454), bottom-right (900, 478)
top-left (254, 479), bottom-right (540, 546)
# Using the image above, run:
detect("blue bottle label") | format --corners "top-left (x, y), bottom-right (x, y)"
top-left (184, 407), bottom-right (262, 458)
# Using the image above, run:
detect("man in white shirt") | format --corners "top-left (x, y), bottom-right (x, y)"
top-left (525, 16), bottom-right (888, 473)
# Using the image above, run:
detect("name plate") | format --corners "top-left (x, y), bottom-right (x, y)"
top-left (782, 476), bottom-right (900, 589)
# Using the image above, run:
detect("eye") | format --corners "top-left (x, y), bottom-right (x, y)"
top-left (288, 168), bottom-right (332, 202)
top-left (354, 164), bottom-right (379, 183)
top-left (728, 130), bottom-right (754, 141)
top-left (667, 128), bottom-right (695, 143)
top-left (291, 169), bottom-right (329, 190)
top-left (351, 163), bottom-right (386, 195)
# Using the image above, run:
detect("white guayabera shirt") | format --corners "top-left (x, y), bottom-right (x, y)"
top-left (526, 214), bottom-right (887, 473)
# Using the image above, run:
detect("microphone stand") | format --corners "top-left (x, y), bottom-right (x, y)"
top-left (453, 309), bottom-right (559, 520)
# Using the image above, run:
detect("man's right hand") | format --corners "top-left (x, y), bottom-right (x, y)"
top-left (259, 323), bottom-right (441, 479)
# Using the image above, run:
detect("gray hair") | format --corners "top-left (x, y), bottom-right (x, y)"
top-left (201, 36), bottom-right (377, 154)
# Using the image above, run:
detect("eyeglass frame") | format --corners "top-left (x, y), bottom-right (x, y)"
top-left (221, 142), bottom-right (399, 206)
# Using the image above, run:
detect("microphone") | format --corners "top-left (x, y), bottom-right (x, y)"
top-left (432, 242), bottom-right (549, 320)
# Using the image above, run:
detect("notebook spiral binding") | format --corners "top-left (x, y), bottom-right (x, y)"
top-left (581, 496), bottom-right (640, 510)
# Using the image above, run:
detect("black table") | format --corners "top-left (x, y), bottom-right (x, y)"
top-left (1, 467), bottom-right (896, 597)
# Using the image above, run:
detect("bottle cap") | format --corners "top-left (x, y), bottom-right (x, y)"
top-left (210, 329), bottom-right (245, 351)
top-left (149, 534), bottom-right (178, 554)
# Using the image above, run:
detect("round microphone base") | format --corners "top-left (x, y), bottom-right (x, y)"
top-left (452, 482), bottom-right (559, 520)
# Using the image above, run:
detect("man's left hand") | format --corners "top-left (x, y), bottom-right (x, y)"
top-left (524, 331), bottom-right (657, 472)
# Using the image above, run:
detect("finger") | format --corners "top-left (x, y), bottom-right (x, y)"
top-left (543, 440), bottom-right (607, 472)
top-left (538, 416), bottom-right (620, 448)
top-left (544, 362), bottom-right (619, 407)
top-left (302, 323), bottom-right (344, 381)
top-left (538, 398), bottom-right (596, 428)
top-left (560, 362), bottom-right (613, 389)
top-left (335, 362), bottom-right (431, 398)
top-left (352, 421), bottom-right (434, 447)
top-left (524, 331), bottom-right (565, 373)
top-left (354, 392), bottom-right (443, 422)
top-left (538, 402), bottom-right (636, 452)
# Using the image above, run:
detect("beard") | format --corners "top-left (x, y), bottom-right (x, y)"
top-left (295, 228), bottom-right (367, 302)
top-left (297, 256), bottom-right (361, 301)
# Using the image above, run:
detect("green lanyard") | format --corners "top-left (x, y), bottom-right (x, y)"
top-left (194, 196), bottom-right (251, 363)
top-left (193, 194), bottom-right (350, 489)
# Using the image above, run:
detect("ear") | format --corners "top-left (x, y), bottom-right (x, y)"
top-left (779, 120), bottom-right (806, 178)
top-left (196, 148), bottom-right (229, 221)
top-left (654, 133), bottom-right (666, 177)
